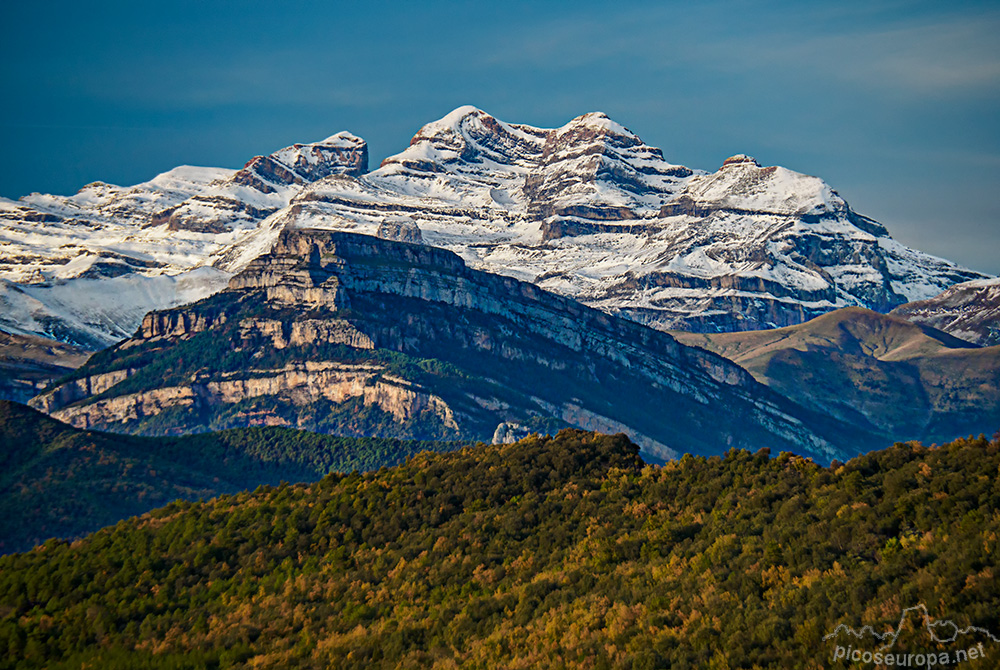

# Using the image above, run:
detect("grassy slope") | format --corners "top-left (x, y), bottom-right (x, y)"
top-left (672, 306), bottom-right (1000, 442)
top-left (0, 430), bottom-right (998, 668)
top-left (0, 400), bottom-right (467, 554)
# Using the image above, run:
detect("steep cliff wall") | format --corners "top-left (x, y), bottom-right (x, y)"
top-left (33, 230), bottom-right (874, 461)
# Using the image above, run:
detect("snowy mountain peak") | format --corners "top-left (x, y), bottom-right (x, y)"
top-left (552, 111), bottom-right (641, 146)
top-left (381, 106), bottom-right (545, 173)
top-left (1, 107), bottom-right (990, 348)
top-left (424, 104), bottom-right (491, 132)
top-left (318, 130), bottom-right (365, 147)
top-left (678, 158), bottom-right (840, 217)
top-left (720, 154), bottom-right (761, 168)
top-left (245, 132), bottom-right (368, 187)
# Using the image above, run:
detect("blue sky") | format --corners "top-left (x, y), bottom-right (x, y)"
top-left (3, 0), bottom-right (998, 273)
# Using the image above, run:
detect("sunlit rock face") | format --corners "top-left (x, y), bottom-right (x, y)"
top-left (31, 229), bottom-right (868, 464)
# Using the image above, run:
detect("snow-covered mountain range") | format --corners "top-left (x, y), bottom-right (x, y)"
top-left (0, 106), bottom-right (988, 347)
top-left (0, 133), bottom-right (366, 347)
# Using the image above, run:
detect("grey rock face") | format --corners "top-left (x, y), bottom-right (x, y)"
top-left (492, 422), bottom-right (531, 445)
top-left (376, 217), bottom-right (424, 244)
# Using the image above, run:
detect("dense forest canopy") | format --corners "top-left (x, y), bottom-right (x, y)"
top-left (1, 429), bottom-right (997, 669)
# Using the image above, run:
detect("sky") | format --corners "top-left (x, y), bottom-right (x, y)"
top-left (2, 0), bottom-right (998, 274)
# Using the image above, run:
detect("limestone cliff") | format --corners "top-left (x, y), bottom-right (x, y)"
top-left (32, 229), bottom-right (877, 462)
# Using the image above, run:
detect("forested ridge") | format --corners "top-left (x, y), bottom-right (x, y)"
top-left (1, 429), bottom-right (997, 668)
top-left (0, 400), bottom-right (466, 554)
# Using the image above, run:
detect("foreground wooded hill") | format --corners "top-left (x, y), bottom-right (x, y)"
top-left (2, 429), bottom-right (997, 669)
top-left (0, 400), bottom-right (464, 554)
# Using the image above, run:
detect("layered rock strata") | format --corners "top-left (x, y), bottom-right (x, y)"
top-left (32, 229), bottom-right (878, 462)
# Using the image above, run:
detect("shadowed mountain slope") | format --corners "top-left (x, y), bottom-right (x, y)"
top-left (0, 400), bottom-right (464, 554)
top-left (673, 306), bottom-right (999, 443)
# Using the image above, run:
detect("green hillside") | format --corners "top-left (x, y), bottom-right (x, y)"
top-left (2, 428), bottom-right (997, 669)
top-left (0, 401), bottom-right (466, 554)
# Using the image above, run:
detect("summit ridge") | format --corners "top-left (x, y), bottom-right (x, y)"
top-left (0, 106), bottom-right (988, 347)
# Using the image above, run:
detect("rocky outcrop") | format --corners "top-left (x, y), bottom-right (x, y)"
top-left (229, 255), bottom-right (348, 309)
top-left (51, 385), bottom-right (198, 429)
top-left (492, 422), bottom-right (530, 445)
top-left (48, 361), bottom-right (457, 434)
top-left (34, 229), bottom-right (880, 462)
top-left (376, 217), bottom-right (424, 244)
top-left (237, 318), bottom-right (374, 350)
top-left (138, 310), bottom-right (226, 341)
top-left (30, 368), bottom-right (136, 414)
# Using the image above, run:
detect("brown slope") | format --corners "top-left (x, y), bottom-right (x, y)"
top-left (0, 332), bottom-right (91, 403)
top-left (672, 306), bottom-right (999, 443)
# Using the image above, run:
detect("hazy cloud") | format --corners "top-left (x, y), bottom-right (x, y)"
top-left (474, 5), bottom-right (1000, 100)
top-left (730, 14), bottom-right (1000, 97)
